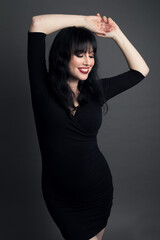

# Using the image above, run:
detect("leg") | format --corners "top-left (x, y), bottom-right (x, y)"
top-left (89, 236), bottom-right (99, 240)
top-left (89, 227), bottom-right (106, 240)
top-left (96, 227), bottom-right (106, 240)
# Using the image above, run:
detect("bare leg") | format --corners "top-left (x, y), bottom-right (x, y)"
top-left (89, 236), bottom-right (99, 240)
top-left (96, 227), bottom-right (106, 240)
top-left (89, 227), bottom-right (106, 240)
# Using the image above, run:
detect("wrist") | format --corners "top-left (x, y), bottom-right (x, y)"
top-left (112, 27), bottom-right (124, 42)
top-left (69, 15), bottom-right (86, 28)
top-left (80, 15), bottom-right (90, 28)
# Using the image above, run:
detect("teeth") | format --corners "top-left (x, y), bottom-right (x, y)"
top-left (79, 69), bottom-right (89, 72)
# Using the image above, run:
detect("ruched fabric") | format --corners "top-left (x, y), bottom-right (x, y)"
top-left (27, 32), bottom-right (145, 240)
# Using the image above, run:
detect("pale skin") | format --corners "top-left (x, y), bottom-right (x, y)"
top-left (29, 13), bottom-right (149, 116)
top-left (29, 13), bottom-right (149, 238)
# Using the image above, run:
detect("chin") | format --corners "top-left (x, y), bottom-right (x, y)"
top-left (78, 75), bottom-right (89, 81)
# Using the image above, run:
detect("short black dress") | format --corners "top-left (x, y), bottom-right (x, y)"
top-left (27, 32), bottom-right (145, 240)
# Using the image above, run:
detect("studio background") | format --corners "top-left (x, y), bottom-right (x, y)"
top-left (0, 0), bottom-right (160, 239)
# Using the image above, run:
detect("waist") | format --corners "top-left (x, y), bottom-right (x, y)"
top-left (41, 138), bottom-right (99, 159)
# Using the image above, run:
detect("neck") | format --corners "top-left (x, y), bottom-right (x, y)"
top-left (67, 79), bottom-right (79, 92)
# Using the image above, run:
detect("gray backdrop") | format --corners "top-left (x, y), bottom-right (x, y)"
top-left (0, 0), bottom-right (160, 239)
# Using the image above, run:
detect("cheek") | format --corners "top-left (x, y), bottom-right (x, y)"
top-left (73, 58), bottom-right (82, 66)
top-left (91, 59), bottom-right (95, 68)
top-left (69, 56), bottom-right (82, 68)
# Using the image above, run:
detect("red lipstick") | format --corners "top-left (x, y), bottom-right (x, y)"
top-left (78, 68), bottom-right (89, 74)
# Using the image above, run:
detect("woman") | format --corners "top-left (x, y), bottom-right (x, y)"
top-left (27, 13), bottom-right (149, 240)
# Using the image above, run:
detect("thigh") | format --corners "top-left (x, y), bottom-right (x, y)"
top-left (96, 227), bottom-right (106, 240)
top-left (89, 236), bottom-right (99, 240)
top-left (89, 228), bottom-right (106, 240)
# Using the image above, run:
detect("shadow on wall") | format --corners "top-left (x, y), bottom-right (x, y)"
top-left (105, 210), bottom-right (160, 240)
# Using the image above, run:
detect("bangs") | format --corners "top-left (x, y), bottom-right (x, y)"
top-left (70, 27), bottom-right (97, 55)
top-left (73, 42), bottom-right (95, 56)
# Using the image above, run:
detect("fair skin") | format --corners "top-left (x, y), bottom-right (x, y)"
top-left (29, 13), bottom-right (149, 116)
top-left (67, 48), bottom-right (95, 111)
top-left (29, 13), bottom-right (149, 239)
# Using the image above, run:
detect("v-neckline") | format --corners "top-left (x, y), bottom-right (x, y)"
top-left (69, 105), bottom-right (80, 118)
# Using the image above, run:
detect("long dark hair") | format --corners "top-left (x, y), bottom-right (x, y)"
top-left (48, 26), bottom-right (108, 115)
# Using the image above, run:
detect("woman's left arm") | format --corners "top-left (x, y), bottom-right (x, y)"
top-left (95, 14), bottom-right (149, 77)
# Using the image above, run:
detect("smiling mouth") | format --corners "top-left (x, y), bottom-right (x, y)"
top-left (78, 68), bottom-right (90, 74)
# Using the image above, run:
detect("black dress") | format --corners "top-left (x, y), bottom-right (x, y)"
top-left (27, 32), bottom-right (145, 240)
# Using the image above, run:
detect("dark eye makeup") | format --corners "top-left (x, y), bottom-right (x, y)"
top-left (74, 50), bottom-right (95, 58)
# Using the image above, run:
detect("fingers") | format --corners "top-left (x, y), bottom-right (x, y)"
top-left (97, 14), bottom-right (114, 24)
top-left (95, 13), bottom-right (115, 34)
top-left (96, 13), bottom-right (107, 23)
top-left (108, 17), bottom-right (114, 24)
top-left (96, 13), bottom-right (111, 24)
top-left (95, 33), bottom-right (106, 38)
top-left (102, 15), bottom-right (107, 23)
top-left (96, 13), bottom-right (101, 17)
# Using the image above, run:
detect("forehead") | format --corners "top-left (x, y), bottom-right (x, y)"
top-left (71, 41), bottom-right (95, 54)
top-left (76, 49), bottom-right (94, 54)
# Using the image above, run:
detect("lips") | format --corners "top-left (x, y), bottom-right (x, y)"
top-left (78, 68), bottom-right (90, 74)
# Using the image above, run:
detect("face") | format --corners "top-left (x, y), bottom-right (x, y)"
top-left (68, 49), bottom-right (95, 82)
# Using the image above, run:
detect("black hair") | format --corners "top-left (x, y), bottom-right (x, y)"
top-left (48, 26), bottom-right (108, 115)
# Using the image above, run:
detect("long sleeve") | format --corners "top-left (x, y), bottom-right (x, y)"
top-left (99, 69), bottom-right (145, 103)
top-left (27, 32), bottom-right (48, 102)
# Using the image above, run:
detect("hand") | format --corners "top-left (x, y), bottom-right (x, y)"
top-left (85, 13), bottom-right (112, 36)
top-left (94, 13), bottom-right (120, 39)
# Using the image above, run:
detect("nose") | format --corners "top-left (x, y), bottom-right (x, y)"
top-left (83, 54), bottom-right (90, 65)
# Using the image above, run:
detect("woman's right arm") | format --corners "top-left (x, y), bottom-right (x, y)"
top-left (29, 14), bottom-right (109, 35)
top-left (29, 14), bottom-right (85, 34)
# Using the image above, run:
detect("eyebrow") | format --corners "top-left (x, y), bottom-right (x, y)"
top-left (75, 50), bottom-right (94, 54)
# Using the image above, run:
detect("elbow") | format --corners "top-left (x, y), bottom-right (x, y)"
top-left (142, 65), bottom-right (150, 77)
top-left (29, 16), bottom-right (42, 32)
top-left (136, 64), bottom-right (150, 78)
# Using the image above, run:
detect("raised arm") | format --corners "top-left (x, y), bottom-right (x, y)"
top-left (29, 14), bottom-right (109, 35)
top-left (95, 14), bottom-right (149, 77)
top-left (29, 13), bottom-right (149, 77)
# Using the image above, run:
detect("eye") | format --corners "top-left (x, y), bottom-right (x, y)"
top-left (89, 51), bottom-right (95, 58)
top-left (74, 51), bottom-right (95, 58)
top-left (76, 54), bottom-right (83, 58)
top-left (75, 51), bottom-right (84, 58)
